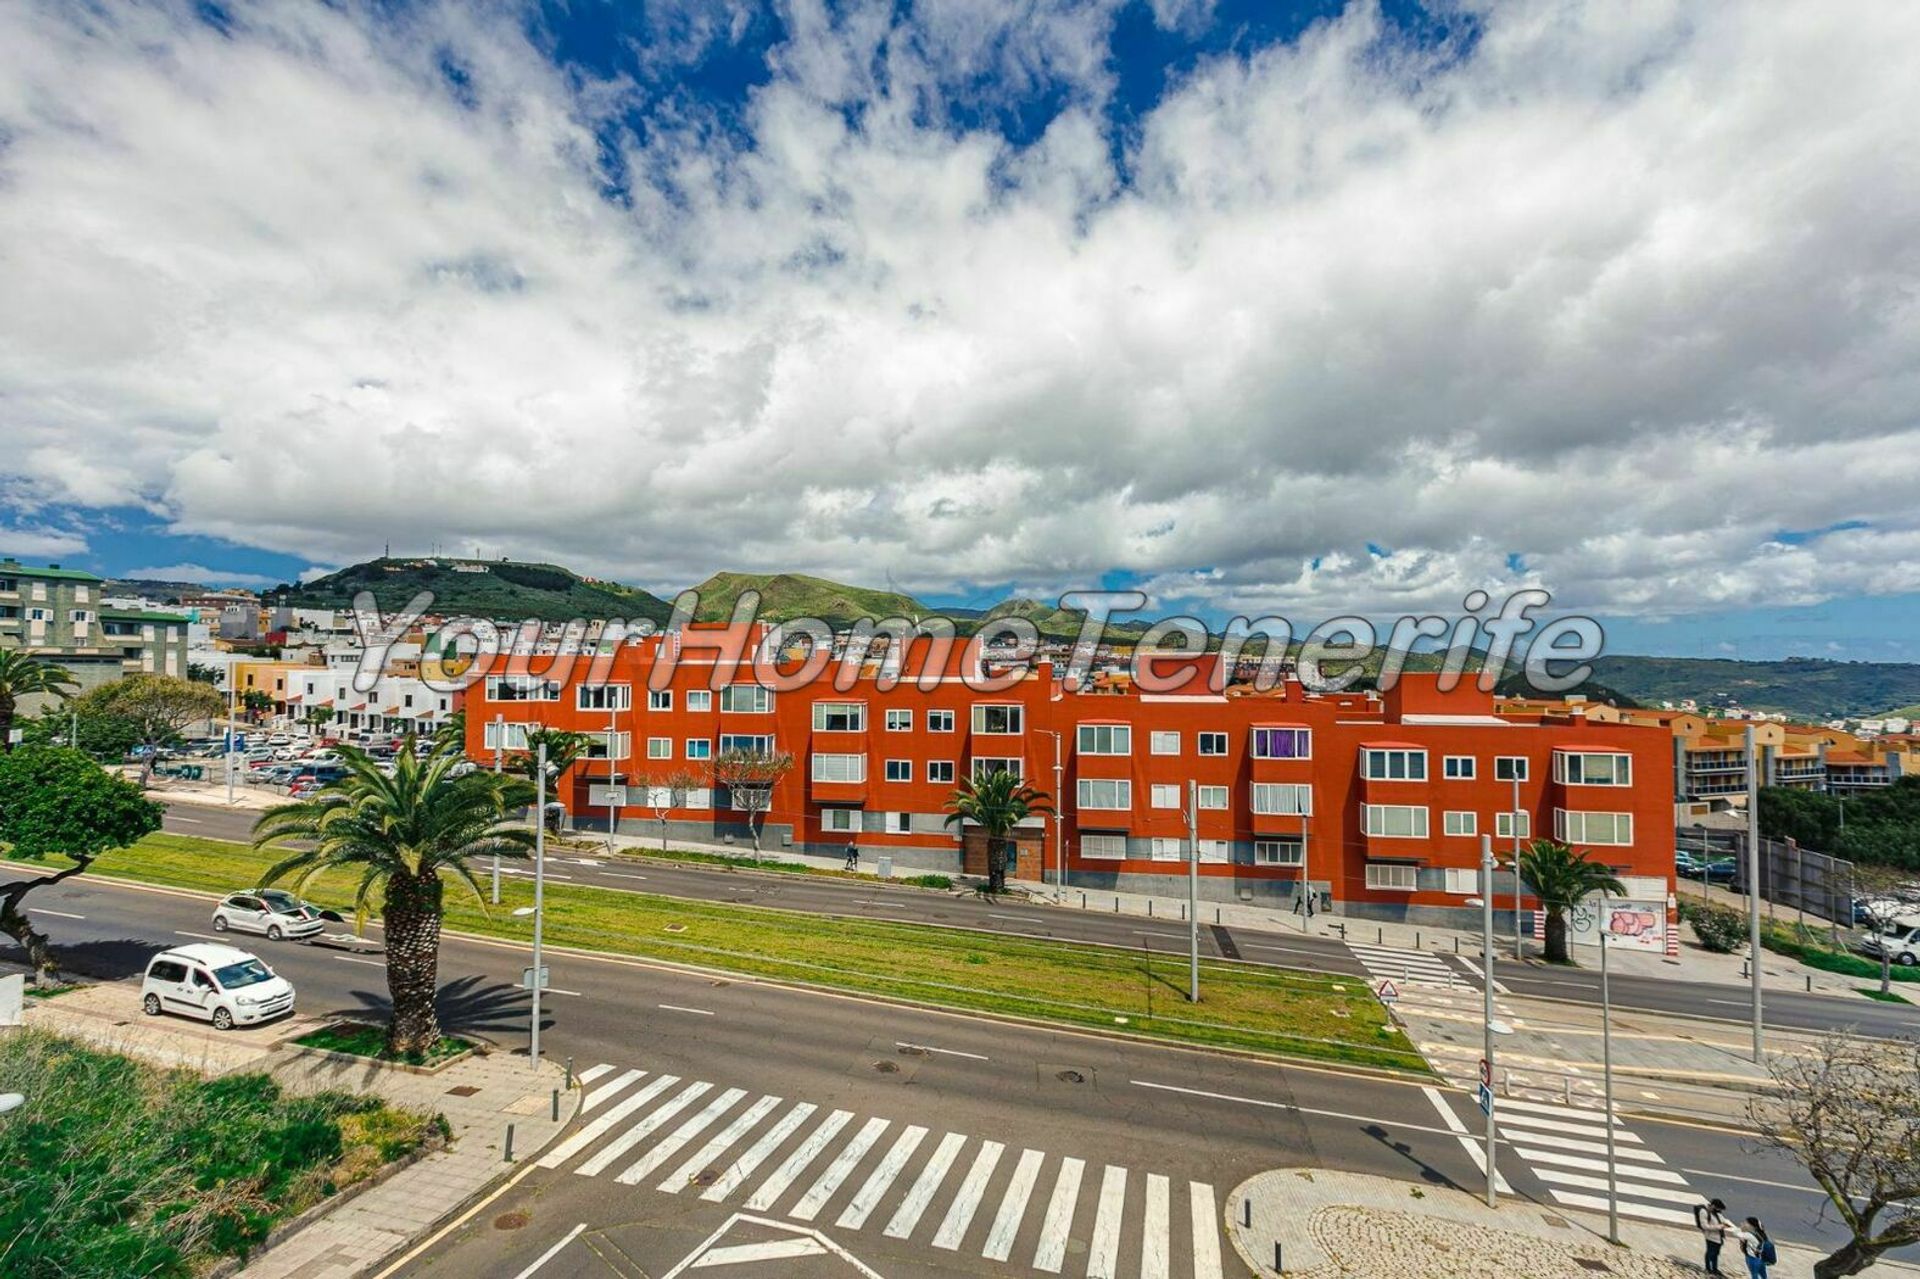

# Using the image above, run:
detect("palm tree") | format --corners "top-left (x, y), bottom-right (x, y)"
top-left (1520, 838), bottom-right (1627, 964)
top-left (944, 768), bottom-right (1052, 894)
top-left (507, 726), bottom-right (589, 789)
top-left (252, 739), bottom-right (535, 1056)
top-left (0, 650), bottom-right (79, 753)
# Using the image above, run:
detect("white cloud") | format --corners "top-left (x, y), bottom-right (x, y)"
top-left (0, 525), bottom-right (89, 560)
top-left (119, 562), bottom-right (291, 589)
top-left (0, 0), bottom-right (1916, 622)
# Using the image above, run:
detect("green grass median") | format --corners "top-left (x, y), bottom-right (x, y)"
top-left (24, 833), bottom-right (1427, 1073)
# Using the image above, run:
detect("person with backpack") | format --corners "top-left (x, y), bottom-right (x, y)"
top-left (1692, 1198), bottom-right (1733, 1275)
top-left (1738, 1217), bottom-right (1776, 1278)
top-left (843, 840), bottom-right (859, 872)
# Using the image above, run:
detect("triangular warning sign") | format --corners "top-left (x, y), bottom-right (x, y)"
top-left (1375, 978), bottom-right (1400, 1002)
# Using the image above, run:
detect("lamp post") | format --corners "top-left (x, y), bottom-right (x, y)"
top-left (1186, 780), bottom-right (1200, 1003)
top-left (1478, 834), bottom-right (1498, 1207)
top-left (606, 698), bottom-right (619, 853)
top-left (1039, 730), bottom-right (1065, 899)
top-left (1598, 886), bottom-right (1620, 1244)
top-left (225, 659), bottom-right (238, 806)
top-left (520, 741), bottom-right (549, 1066)
top-left (1745, 724), bottom-right (1763, 1063)
top-left (1299, 813), bottom-right (1312, 934)
top-left (491, 712), bottom-right (505, 905)
top-left (1510, 772), bottom-right (1523, 959)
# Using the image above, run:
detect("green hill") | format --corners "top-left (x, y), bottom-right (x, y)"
top-left (1568, 656), bottom-right (1920, 721)
top-left (687, 572), bottom-right (931, 626)
top-left (277, 558), bottom-right (673, 624)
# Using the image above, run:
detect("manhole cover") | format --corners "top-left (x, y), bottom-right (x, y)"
top-left (873, 1060), bottom-right (900, 1073)
top-left (898, 1045), bottom-right (928, 1057)
top-left (494, 1212), bottom-right (530, 1230)
top-left (1055, 1069), bottom-right (1086, 1084)
top-left (691, 1169), bottom-right (720, 1187)
top-left (446, 1085), bottom-right (482, 1097)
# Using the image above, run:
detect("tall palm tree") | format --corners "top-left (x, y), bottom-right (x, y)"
top-left (944, 768), bottom-right (1052, 894)
top-left (252, 739), bottom-right (535, 1055)
top-left (508, 725), bottom-right (589, 789)
top-left (0, 649), bottom-right (79, 753)
top-left (1519, 838), bottom-right (1628, 964)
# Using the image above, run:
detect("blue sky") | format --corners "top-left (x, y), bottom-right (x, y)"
top-left (1, 1), bottom-right (1916, 661)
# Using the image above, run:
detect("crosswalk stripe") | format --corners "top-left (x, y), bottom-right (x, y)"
top-left (657, 1093), bottom-right (784, 1193)
top-left (576, 1063), bottom-right (614, 1085)
top-left (582, 1068), bottom-right (645, 1112)
top-left (539, 1075), bottom-right (679, 1169)
top-left (577, 1081), bottom-right (713, 1178)
top-left (1141, 1173), bottom-right (1171, 1279)
top-left (1514, 1148), bottom-right (1688, 1181)
top-left (836, 1125), bottom-right (929, 1230)
top-left (1496, 1129), bottom-right (1664, 1161)
top-left (745, 1109), bottom-right (854, 1212)
top-left (616, 1087), bottom-right (747, 1186)
top-left (981, 1148), bottom-right (1045, 1262)
top-left (1497, 1112), bottom-right (1644, 1141)
top-left (1189, 1182), bottom-right (1223, 1279)
top-left (1032, 1156), bottom-right (1084, 1274)
top-left (702, 1101), bottom-right (817, 1202)
top-left (932, 1140), bottom-right (1005, 1250)
top-left (1087, 1165), bottom-right (1127, 1279)
top-left (1494, 1097), bottom-right (1624, 1122)
top-left (792, 1117), bottom-right (891, 1221)
top-left (1531, 1167), bottom-right (1703, 1205)
top-left (885, 1132), bottom-right (967, 1240)
top-left (1547, 1190), bottom-right (1698, 1226)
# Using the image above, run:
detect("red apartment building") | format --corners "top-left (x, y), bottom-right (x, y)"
top-left (462, 626), bottom-right (1676, 929)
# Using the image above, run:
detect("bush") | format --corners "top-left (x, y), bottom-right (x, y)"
top-left (1682, 901), bottom-right (1750, 953)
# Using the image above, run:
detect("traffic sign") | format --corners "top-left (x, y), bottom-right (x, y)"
top-left (1374, 978), bottom-right (1399, 1005)
top-left (522, 965), bottom-right (550, 991)
top-left (1476, 1083), bottom-right (1495, 1116)
top-left (1478, 1057), bottom-right (1492, 1087)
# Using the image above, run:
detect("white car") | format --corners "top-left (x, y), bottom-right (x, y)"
top-left (141, 943), bottom-right (296, 1030)
top-left (266, 733), bottom-right (291, 746)
top-left (212, 889), bottom-right (327, 941)
top-left (301, 749), bottom-right (343, 767)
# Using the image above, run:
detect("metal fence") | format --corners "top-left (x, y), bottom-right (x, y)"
top-left (1676, 825), bottom-right (1855, 929)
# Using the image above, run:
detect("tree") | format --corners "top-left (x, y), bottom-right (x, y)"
top-left (252, 742), bottom-right (535, 1055)
top-left (1519, 838), bottom-right (1627, 964)
top-left (241, 689), bottom-right (274, 721)
top-left (301, 704), bottom-right (336, 737)
top-left (17, 702), bottom-right (142, 761)
top-left (944, 768), bottom-right (1052, 894)
top-left (639, 768), bottom-right (708, 852)
top-left (505, 726), bottom-right (588, 792)
top-left (0, 746), bottom-right (162, 983)
top-left (84, 675), bottom-right (224, 787)
top-left (432, 707), bottom-right (467, 755)
top-left (1750, 1032), bottom-right (1920, 1278)
top-left (0, 650), bottom-right (79, 754)
top-left (710, 749), bottom-right (794, 856)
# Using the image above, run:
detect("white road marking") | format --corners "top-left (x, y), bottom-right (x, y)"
top-left (1190, 1181), bottom-right (1223, 1279)
top-left (1130, 1079), bottom-right (1458, 1139)
top-left (836, 1125), bottom-right (928, 1230)
top-left (583, 1069), bottom-right (645, 1113)
top-left (538, 1076), bottom-right (678, 1169)
top-left (168, 815), bottom-right (204, 824)
top-left (1031, 1156), bottom-right (1084, 1274)
top-left (1546, 1190), bottom-right (1697, 1225)
top-left (28, 908), bottom-right (84, 919)
top-left (659, 1004), bottom-right (715, 1017)
top-left (1515, 1148), bottom-right (1687, 1181)
top-left (510, 1222), bottom-right (586, 1279)
top-left (1678, 1167), bottom-right (1831, 1195)
top-left (546, 987), bottom-right (583, 997)
top-left (1086, 1165), bottom-right (1128, 1279)
top-left (1493, 1096), bottom-right (1622, 1122)
top-left (174, 930), bottom-right (225, 942)
top-left (932, 1139), bottom-right (1004, 1250)
top-left (335, 956), bottom-right (385, 967)
top-left (703, 1102), bottom-right (818, 1202)
top-left (577, 1081), bottom-right (714, 1177)
top-left (615, 1087), bottom-right (748, 1186)
top-left (745, 1109), bottom-right (853, 1212)
top-left (576, 1063), bottom-right (614, 1085)
top-left (1496, 1112), bottom-right (1644, 1142)
top-left (981, 1148), bottom-right (1044, 1262)
top-left (1141, 1173), bottom-right (1171, 1279)
top-left (660, 1094), bottom-right (784, 1194)
top-left (605, 872), bottom-right (649, 881)
top-left (790, 1116), bottom-right (891, 1221)
top-left (1496, 1129), bottom-right (1664, 1162)
top-left (1454, 953), bottom-right (1511, 994)
top-left (894, 1041), bottom-right (989, 1061)
top-left (1422, 1087), bottom-right (1511, 1195)
top-left (1531, 1168), bottom-right (1701, 1206)
top-left (690, 1238), bottom-right (825, 1266)
top-left (1131, 930), bottom-right (1186, 941)
top-left (884, 1131), bottom-right (966, 1239)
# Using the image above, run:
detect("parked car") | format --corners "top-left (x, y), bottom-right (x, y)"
top-left (266, 733), bottom-right (291, 746)
top-left (300, 749), bottom-right (343, 767)
top-left (212, 890), bottom-right (328, 941)
top-left (1861, 920), bottom-right (1920, 966)
top-left (1675, 851), bottom-right (1737, 883)
top-left (140, 943), bottom-right (295, 1030)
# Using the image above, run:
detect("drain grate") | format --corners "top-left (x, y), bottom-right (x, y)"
top-left (1055, 1069), bottom-right (1086, 1084)
top-left (873, 1060), bottom-right (900, 1074)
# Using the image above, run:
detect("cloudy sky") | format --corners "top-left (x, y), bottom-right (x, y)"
top-left (1, 0), bottom-right (1916, 659)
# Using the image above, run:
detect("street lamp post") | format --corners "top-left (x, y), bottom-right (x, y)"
top-left (491, 713), bottom-right (506, 905)
top-left (1599, 886), bottom-right (1620, 1244)
top-left (1510, 773), bottom-right (1523, 959)
top-left (529, 741), bottom-right (549, 1065)
top-left (1186, 779), bottom-right (1200, 1003)
top-left (1039, 730), bottom-right (1065, 899)
top-left (1745, 725), bottom-right (1763, 1063)
top-left (225, 660), bottom-right (238, 806)
top-left (1299, 813), bottom-right (1312, 934)
top-left (607, 699), bottom-right (619, 853)
top-left (1479, 834), bottom-right (1498, 1207)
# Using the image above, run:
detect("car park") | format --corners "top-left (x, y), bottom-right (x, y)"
top-left (211, 889), bottom-right (328, 940)
top-left (140, 943), bottom-right (295, 1030)
top-left (1675, 851), bottom-right (1737, 883)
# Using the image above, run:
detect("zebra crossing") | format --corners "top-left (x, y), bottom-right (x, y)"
top-left (543, 1062), bottom-right (1232, 1277)
top-left (1345, 940), bottom-right (1461, 990)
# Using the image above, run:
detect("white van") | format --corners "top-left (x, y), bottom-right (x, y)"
top-left (1864, 920), bottom-right (1920, 967)
top-left (141, 943), bottom-right (296, 1030)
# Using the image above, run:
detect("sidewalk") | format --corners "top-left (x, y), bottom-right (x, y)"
top-left (1225, 1166), bottom-right (1916, 1278)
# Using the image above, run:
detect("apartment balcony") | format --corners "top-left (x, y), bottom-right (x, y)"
top-left (808, 777), bottom-right (869, 803)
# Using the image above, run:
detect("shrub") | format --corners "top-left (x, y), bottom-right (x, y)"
top-left (1684, 902), bottom-right (1750, 953)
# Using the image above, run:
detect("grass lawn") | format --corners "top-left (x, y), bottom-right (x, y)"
top-left (1758, 917), bottom-right (1920, 984)
top-left (42, 833), bottom-right (1424, 1073)
top-left (574, 840), bottom-right (954, 890)
top-left (0, 1028), bottom-right (439, 1279)
top-left (1857, 986), bottom-right (1913, 1004)
top-left (295, 1021), bottom-right (474, 1066)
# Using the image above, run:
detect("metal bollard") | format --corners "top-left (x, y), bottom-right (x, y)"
top-left (1275, 1242), bottom-right (1284, 1273)
top-left (565, 1056), bottom-right (574, 1089)
top-left (1378, 927), bottom-right (1384, 945)
top-left (1806, 975), bottom-right (1812, 993)
top-left (504, 1122), bottom-right (516, 1163)
top-left (1081, 892), bottom-right (1087, 909)
top-left (1563, 1075), bottom-right (1572, 1105)
top-left (1416, 931), bottom-right (1421, 949)
top-left (1149, 900), bottom-right (1153, 917)
top-left (1242, 1198), bottom-right (1252, 1227)
top-left (1216, 906), bottom-right (1221, 925)
top-left (551, 1088), bottom-right (560, 1121)
top-left (1453, 936), bottom-right (1460, 954)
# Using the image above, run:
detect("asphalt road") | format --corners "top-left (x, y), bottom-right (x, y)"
top-left (2, 864), bottom-right (1890, 1279)
top-left (159, 801), bottom-right (1920, 1043)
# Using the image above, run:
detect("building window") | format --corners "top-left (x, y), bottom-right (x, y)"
top-left (884, 812), bottom-right (911, 834)
top-left (972, 704), bottom-right (1023, 734)
top-left (927, 760), bottom-right (955, 784)
top-left (687, 690), bottom-right (713, 712)
top-left (1198, 732), bottom-right (1228, 756)
top-left (1149, 838), bottom-right (1184, 861)
top-left (1554, 751), bottom-right (1632, 786)
top-left (928, 710), bottom-right (955, 732)
top-left (1150, 784), bottom-right (1180, 809)
top-left (1196, 785), bottom-right (1229, 810)
top-left (811, 753), bottom-right (866, 783)
top-left (720, 685), bottom-right (772, 713)
top-left (686, 739), bottom-right (712, 761)
top-left (1253, 838), bottom-right (1304, 867)
top-left (719, 733), bottom-right (776, 755)
top-left (1555, 809), bottom-right (1634, 845)
top-left (1362, 748), bottom-right (1427, 781)
top-left (814, 702), bottom-right (865, 732)
top-left (1495, 810), bottom-right (1533, 839)
top-left (1494, 756), bottom-right (1529, 782)
top-left (973, 756), bottom-right (1023, 781)
top-left (1081, 834), bottom-right (1127, 860)
top-left (885, 709), bottom-right (912, 731)
top-left (577, 684), bottom-right (632, 711)
top-left (1076, 778), bottom-right (1132, 810)
top-left (822, 807), bottom-right (860, 833)
top-left (1443, 755), bottom-right (1475, 780)
top-left (647, 737), bottom-right (673, 760)
top-left (1251, 727), bottom-right (1310, 759)
top-left (1198, 839), bottom-right (1231, 864)
top-left (483, 721), bottom-right (532, 752)
top-left (884, 759), bottom-right (912, 782)
top-left (1250, 783), bottom-right (1312, 816)
top-left (583, 731), bottom-right (631, 760)
top-left (1149, 730), bottom-right (1180, 755)
top-left (1076, 724), bottom-right (1131, 755)
top-left (1443, 867), bottom-right (1480, 894)
top-left (1443, 810), bottom-right (1477, 836)
top-left (485, 675), bottom-right (560, 702)
top-left (1362, 804), bottom-right (1429, 838)
top-left (648, 689), bottom-right (673, 711)
top-left (1365, 863), bottom-right (1419, 891)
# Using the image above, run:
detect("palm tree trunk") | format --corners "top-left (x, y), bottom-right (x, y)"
top-left (0, 690), bottom-right (15, 753)
top-left (987, 835), bottom-right (1007, 894)
top-left (1545, 907), bottom-right (1570, 964)
top-left (383, 872), bottom-right (445, 1056)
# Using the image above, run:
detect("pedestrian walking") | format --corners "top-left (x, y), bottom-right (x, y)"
top-left (1692, 1198), bottom-right (1733, 1275)
top-left (1737, 1218), bottom-right (1775, 1279)
top-left (844, 840), bottom-right (859, 872)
